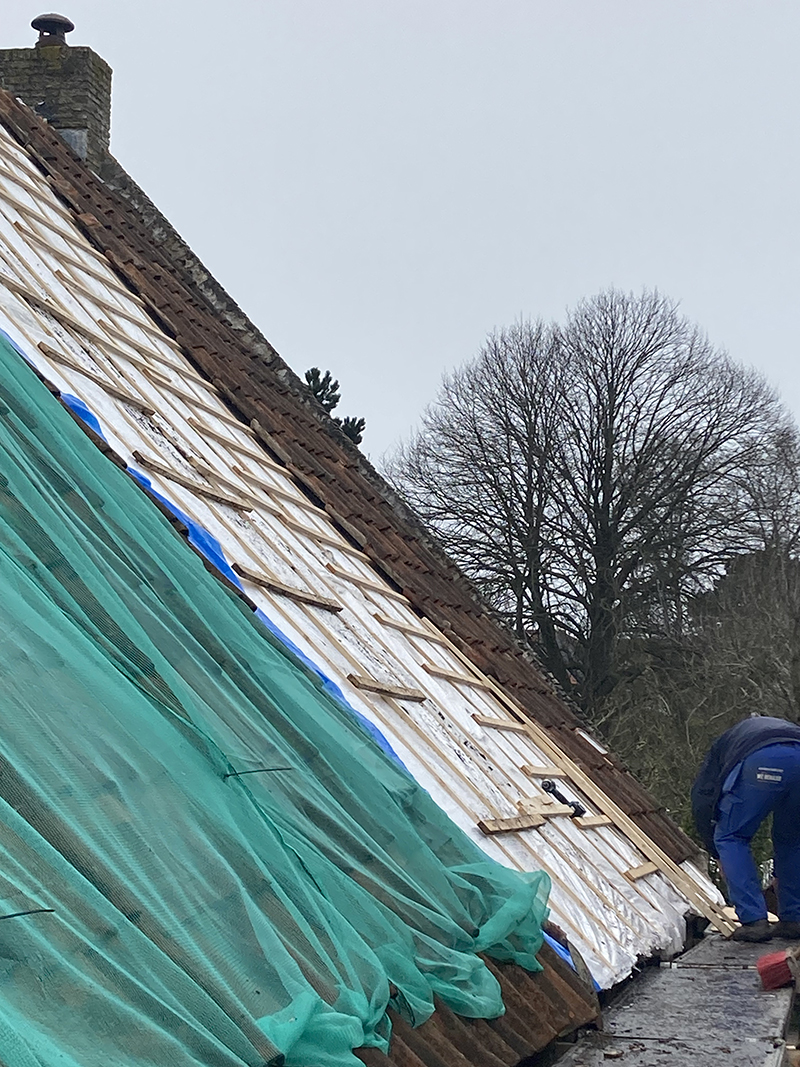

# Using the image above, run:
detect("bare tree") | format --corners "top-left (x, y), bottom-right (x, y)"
top-left (391, 321), bottom-right (564, 652)
top-left (389, 290), bottom-right (796, 716)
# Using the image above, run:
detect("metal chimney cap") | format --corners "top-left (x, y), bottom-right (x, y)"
top-left (31, 13), bottom-right (75, 44)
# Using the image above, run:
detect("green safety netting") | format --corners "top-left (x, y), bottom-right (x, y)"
top-left (0, 331), bottom-right (550, 1067)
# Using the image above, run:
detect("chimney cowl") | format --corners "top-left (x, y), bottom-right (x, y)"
top-left (31, 13), bottom-right (75, 46)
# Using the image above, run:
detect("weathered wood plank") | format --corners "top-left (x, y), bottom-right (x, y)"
top-left (472, 713), bottom-right (529, 733)
top-left (232, 563), bottom-right (342, 612)
top-left (132, 450), bottom-right (257, 511)
top-left (478, 814), bottom-right (545, 835)
top-left (624, 861), bottom-right (659, 881)
top-left (576, 814), bottom-right (614, 829)
top-left (521, 764), bottom-right (570, 779)
top-left (37, 342), bottom-right (155, 414)
top-left (346, 673), bottom-right (427, 702)
top-left (421, 662), bottom-right (493, 690)
top-left (517, 799), bottom-right (576, 818)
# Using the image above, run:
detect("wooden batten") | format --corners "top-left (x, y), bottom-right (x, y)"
top-left (478, 813), bottom-right (546, 835)
top-left (421, 662), bottom-right (493, 690)
top-left (624, 861), bottom-right (659, 881)
top-left (521, 764), bottom-right (570, 779)
top-left (346, 673), bottom-right (427, 702)
top-left (372, 611), bottom-right (446, 644)
top-left (326, 562), bottom-right (409, 603)
top-left (37, 342), bottom-right (155, 414)
top-left (576, 814), bottom-right (614, 829)
top-left (232, 563), bottom-right (342, 612)
top-left (472, 713), bottom-right (529, 734)
top-left (132, 450), bottom-right (258, 511)
top-left (517, 799), bottom-right (576, 818)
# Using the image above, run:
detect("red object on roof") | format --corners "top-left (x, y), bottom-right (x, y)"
top-left (757, 949), bottom-right (795, 991)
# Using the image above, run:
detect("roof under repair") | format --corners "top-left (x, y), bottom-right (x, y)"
top-left (0, 14), bottom-right (734, 1066)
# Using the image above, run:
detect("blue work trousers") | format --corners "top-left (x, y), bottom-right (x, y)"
top-left (714, 743), bottom-right (800, 924)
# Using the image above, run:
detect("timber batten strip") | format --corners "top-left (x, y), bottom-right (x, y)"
top-left (624, 861), bottom-right (659, 881)
top-left (326, 563), bottom-right (409, 603)
top-left (133, 364), bottom-right (252, 433)
top-left (421, 662), bottom-right (493, 690)
top-left (1, 270), bottom-right (183, 384)
top-left (522, 765), bottom-right (570, 779)
top-left (36, 342), bottom-right (155, 414)
top-left (231, 463), bottom-right (328, 514)
top-left (279, 515), bottom-right (362, 553)
top-left (53, 267), bottom-right (162, 340)
top-left (232, 563), bottom-right (342, 612)
top-left (576, 815), bottom-right (613, 829)
top-left (517, 801), bottom-right (576, 818)
top-left (15, 219), bottom-right (149, 304)
top-left (0, 179), bottom-right (83, 247)
top-left (478, 814), bottom-right (546, 835)
top-left (132, 450), bottom-right (257, 511)
top-left (472, 713), bottom-right (529, 734)
top-left (372, 611), bottom-right (449, 645)
top-left (346, 673), bottom-right (426, 702)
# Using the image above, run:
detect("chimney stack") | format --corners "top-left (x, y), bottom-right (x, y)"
top-left (0, 14), bottom-right (112, 170)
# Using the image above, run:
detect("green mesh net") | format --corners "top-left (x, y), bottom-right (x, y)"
top-left (0, 332), bottom-right (550, 1067)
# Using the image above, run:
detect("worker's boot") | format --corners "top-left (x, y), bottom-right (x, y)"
top-left (731, 919), bottom-right (774, 942)
top-left (773, 921), bottom-right (800, 940)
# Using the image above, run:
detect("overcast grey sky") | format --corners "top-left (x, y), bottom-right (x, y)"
top-left (9, 2), bottom-right (800, 461)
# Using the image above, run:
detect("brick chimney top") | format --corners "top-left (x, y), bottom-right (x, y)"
top-left (32, 14), bottom-right (75, 45)
top-left (0, 16), bottom-right (111, 171)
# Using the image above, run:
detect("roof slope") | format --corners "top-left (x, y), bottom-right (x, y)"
top-left (0, 86), bottom-right (735, 982)
top-left (0, 326), bottom-right (598, 1066)
top-left (0, 88), bottom-right (696, 867)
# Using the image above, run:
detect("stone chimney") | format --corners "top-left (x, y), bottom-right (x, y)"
top-left (0, 14), bottom-right (111, 171)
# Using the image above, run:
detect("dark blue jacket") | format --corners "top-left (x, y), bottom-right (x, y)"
top-left (691, 716), bottom-right (800, 855)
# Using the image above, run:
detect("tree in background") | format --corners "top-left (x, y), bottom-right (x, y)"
top-left (388, 291), bottom-right (797, 720)
top-left (599, 546), bottom-right (800, 849)
top-left (594, 378), bottom-right (800, 847)
top-left (304, 367), bottom-right (341, 413)
top-left (304, 368), bottom-right (366, 445)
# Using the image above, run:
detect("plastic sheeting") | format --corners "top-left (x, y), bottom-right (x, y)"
top-left (125, 464), bottom-right (404, 765)
top-left (0, 331), bottom-right (553, 1065)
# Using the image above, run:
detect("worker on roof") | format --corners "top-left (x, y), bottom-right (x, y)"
top-left (692, 714), bottom-right (800, 942)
